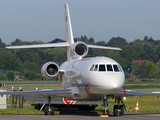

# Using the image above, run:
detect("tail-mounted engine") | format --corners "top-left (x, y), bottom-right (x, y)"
top-left (41, 62), bottom-right (59, 79)
top-left (72, 41), bottom-right (88, 59)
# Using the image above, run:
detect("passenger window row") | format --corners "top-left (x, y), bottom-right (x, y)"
top-left (89, 64), bottom-right (123, 72)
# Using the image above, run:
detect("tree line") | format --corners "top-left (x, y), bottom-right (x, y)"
top-left (0, 36), bottom-right (160, 80)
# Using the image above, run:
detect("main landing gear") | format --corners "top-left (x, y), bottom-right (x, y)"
top-left (113, 97), bottom-right (127, 116)
top-left (41, 96), bottom-right (55, 115)
top-left (102, 95), bottom-right (127, 116)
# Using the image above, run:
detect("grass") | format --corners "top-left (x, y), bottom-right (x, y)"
top-left (0, 80), bottom-right (60, 84)
top-left (0, 96), bottom-right (159, 115)
top-left (3, 85), bottom-right (62, 90)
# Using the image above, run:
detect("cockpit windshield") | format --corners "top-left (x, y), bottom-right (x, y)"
top-left (89, 64), bottom-right (123, 72)
top-left (99, 65), bottom-right (106, 71)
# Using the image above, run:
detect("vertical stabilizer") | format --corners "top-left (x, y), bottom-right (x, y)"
top-left (64, 4), bottom-right (74, 62)
top-left (65, 4), bottom-right (74, 44)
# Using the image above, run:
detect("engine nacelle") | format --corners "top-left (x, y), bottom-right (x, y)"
top-left (41, 62), bottom-right (59, 79)
top-left (72, 41), bottom-right (88, 58)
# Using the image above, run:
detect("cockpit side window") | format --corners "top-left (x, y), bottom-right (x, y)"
top-left (89, 64), bottom-right (94, 71)
top-left (99, 64), bottom-right (106, 72)
top-left (107, 65), bottom-right (113, 71)
top-left (118, 65), bottom-right (123, 72)
top-left (94, 64), bottom-right (98, 71)
top-left (113, 65), bottom-right (119, 72)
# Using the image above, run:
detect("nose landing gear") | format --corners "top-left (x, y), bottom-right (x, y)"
top-left (102, 95), bottom-right (109, 115)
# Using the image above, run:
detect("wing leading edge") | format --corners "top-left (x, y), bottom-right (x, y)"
top-left (0, 89), bottom-right (72, 98)
top-left (118, 90), bottom-right (160, 97)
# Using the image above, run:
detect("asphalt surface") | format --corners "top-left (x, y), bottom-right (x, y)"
top-left (0, 113), bottom-right (160, 120)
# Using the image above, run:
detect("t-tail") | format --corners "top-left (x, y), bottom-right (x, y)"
top-left (6, 3), bottom-right (121, 63)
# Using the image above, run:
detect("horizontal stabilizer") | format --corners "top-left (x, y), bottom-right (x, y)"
top-left (88, 44), bottom-right (122, 50)
top-left (6, 42), bottom-right (70, 49)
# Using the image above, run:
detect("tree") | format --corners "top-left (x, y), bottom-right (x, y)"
top-left (95, 41), bottom-right (106, 46)
top-left (133, 62), bottom-right (139, 76)
top-left (146, 61), bottom-right (156, 77)
top-left (0, 38), bottom-right (6, 48)
top-left (7, 70), bottom-right (15, 80)
top-left (28, 72), bottom-right (35, 80)
top-left (88, 37), bottom-right (95, 44)
top-left (0, 74), bottom-right (8, 81)
top-left (143, 36), bottom-right (148, 41)
top-left (106, 37), bottom-right (128, 48)
top-left (22, 62), bottom-right (37, 73)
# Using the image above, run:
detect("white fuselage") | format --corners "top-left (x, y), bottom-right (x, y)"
top-left (60, 56), bottom-right (125, 100)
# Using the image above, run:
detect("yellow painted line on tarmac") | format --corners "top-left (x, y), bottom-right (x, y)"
top-left (152, 92), bottom-right (160, 93)
top-left (100, 115), bottom-right (109, 117)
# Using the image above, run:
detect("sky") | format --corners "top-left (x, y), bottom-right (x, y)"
top-left (0, 0), bottom-right (160, 45)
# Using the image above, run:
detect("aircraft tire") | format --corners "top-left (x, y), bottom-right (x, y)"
top-left (50, 106), bottom-right (55, 115)
top-left (119, 105), bottom-right (124, 116)
top-left (44, 105), bottom-right (49, 115)
top-left (113, 105), bottom-right (118, 116)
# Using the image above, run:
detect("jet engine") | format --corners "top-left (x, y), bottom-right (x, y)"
top-left (72, 41), bottom-right (88, 58)
top-left (41, 62), bottom-right (59, 79)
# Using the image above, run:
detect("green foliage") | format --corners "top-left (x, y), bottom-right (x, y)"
top-left (7, 70), bottom-right (14, 80)
top-left (133, 61), bottom-right (156, 78)
top-left (1, 36), bottom-right (160, 80)
top-left (141, 79), bottom-right (148, 82)
top-left (0, 74), bottom-right (8, 81)
top-left (0, 38), bottom-right (6, 48)
top-left (127, 79), bottom-right (134, 82)
top-left (106, 37), bottom-right (128, 48)
top-left (0, 48), bottom-right (22, 71)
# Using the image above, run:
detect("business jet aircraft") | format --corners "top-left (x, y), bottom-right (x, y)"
top-left (2, 3), bottom-right (160, 116)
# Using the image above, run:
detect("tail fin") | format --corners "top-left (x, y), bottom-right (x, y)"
top-left (65, 3), bottom-right (74, 45)
top-left (64, 4), bottom-right (74, 62)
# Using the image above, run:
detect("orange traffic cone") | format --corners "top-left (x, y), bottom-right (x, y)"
top-left (135, 101), bottom-right (139, 112)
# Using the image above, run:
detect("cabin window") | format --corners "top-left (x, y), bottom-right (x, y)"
top-left (113, 65), bottom-right (119, 72)
top-left (106, 65), bottom-right (113, 71)
top-left (99, 65), bottom-right (106, 71)
top-left (94, 64), bottom-right (98, 71)
top-left (89, 64), bottom-right (94, 71)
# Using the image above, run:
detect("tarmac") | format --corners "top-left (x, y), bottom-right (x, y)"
top-left (0, 113), bottom-right (160, 120)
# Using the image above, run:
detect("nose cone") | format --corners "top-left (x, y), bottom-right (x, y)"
top-left (90, 72), bottom-right (125, 95)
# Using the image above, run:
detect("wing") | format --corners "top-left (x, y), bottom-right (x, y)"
top-left (117, 90), bottom-right (160, 97)
top-left (0, 89), bottom-right (72, 98)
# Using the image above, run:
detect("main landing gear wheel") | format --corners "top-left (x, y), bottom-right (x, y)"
top-left (44, 105), bottom-right (49, 115)
top-left (50, 106), bottom-right (55, 115)
top-left (119, 105), bottom-right (124, 116)
top-left (113, 105), bottom-right (118, 116)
